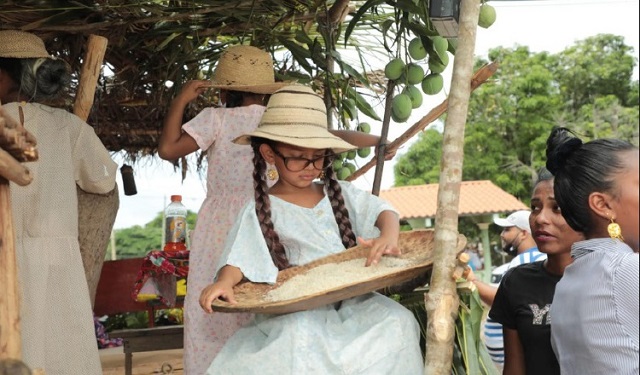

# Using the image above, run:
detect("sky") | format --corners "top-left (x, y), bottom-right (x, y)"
top-left (112, 0), bottom-right (639, 229)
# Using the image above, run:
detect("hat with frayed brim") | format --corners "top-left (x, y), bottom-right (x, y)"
top-left (208, 45), bottom-right (289, 94)
top-left (233, 85), bottom-right (358, 153)
top-left (0, 30), bottom-right (51, 59)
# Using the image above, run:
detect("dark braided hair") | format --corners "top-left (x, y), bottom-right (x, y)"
top-left (250, 139), bottom-right (290, 270)
top-left (545, 127), bottom-right (637, 234)
top-left (248, 138), bottom-right (358, 268)
top-left (323, 164), bottom-right (357, 249)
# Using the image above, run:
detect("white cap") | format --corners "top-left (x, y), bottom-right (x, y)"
top-left (494, 210), bottom-right (531, 233)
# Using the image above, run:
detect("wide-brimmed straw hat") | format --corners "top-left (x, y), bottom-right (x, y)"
top-left (233, 84), bottom-right (358, 153)
top-left (208, 45), bottom-right (288, 94)
top-left (0, 30), bottom-right (52, 59)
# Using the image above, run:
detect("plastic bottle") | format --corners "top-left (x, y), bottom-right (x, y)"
top-left (163, 195), bottom-right (188, 253)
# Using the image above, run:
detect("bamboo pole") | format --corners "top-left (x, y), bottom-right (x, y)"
top-left (424, 0), bottom-right (481, 373)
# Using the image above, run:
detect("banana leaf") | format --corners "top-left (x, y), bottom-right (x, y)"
top-left (396, 285), bottom-right (499, 375)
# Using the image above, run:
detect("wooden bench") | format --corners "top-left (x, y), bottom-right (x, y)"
top-left (94, 257), bottom-right (184, 375)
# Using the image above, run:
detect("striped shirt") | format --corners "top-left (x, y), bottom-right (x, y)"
top-left (551, 238), bottom-right (639, 375)
top-left (484, 247), bottom-right (546, 364)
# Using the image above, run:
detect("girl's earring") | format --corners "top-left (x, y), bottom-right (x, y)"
top-left (267, 166), bottom-right (278, 181)
top-left (319, 170), bottom-right (325, 180)
top-left (607, 216), bottom-right (624, 242)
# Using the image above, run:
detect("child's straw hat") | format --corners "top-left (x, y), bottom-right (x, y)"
top-left (0, 30), bottom-right (52, 59)
top-left (233, 84), bottom-right (357, 153)
top-left (208, 45), bottom-right (288, 94)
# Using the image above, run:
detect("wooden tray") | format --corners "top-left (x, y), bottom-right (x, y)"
top-left (211, 229), bottom-right (466, 314)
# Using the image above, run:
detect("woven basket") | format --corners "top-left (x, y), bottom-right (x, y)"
top-left (211, 229), bottom-right (466, 314)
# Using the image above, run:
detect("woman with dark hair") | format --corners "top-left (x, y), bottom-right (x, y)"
top-left (545, 127), bottom-right (639, 375)
top-left (488, 168), bottom-right (583, 375)
top-left (0, 30), bottom-right (117, 374)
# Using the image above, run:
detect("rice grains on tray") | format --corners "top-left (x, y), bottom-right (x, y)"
top-left (266, 256), bottom-right (415, 302)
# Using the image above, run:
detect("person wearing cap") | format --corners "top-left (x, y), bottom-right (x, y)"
top-left (465, 209), bottom-right (544, 369)
top-left (198, 84), bottom-right (423, 374)
top-left (0, 30), bottom-right (117, 374)
top-left (157, 46), bottom-right (392, 374)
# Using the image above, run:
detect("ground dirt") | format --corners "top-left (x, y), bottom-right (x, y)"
top-left (100, 347), bottom-right (184, 375)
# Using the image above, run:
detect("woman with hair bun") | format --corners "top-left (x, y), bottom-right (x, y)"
top-left (545, 127), bottom-right (638, 375)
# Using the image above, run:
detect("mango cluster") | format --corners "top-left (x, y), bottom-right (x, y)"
top-left (384, 34), bottom-right (449, 123)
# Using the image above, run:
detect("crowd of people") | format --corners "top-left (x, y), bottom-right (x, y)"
top-left (2, 30), bottom-right (638, 375)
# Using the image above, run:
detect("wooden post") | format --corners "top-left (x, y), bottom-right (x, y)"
top-left (0, 108), bottom-right (38, 369)
top-left (77, 184), bottom-right (119, 306)
top-left (72, 34), bottom-right (120, 307)
top-left (0, 177), bottom-right (22, 360)
top-left (424, 0), bottom-right (481, 373)
top-left (73, 34), bottom-right (108, 121)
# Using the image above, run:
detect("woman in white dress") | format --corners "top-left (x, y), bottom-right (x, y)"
top-left (0, 30), bottom-right (117, 374)
top-left (199, 85), bottom-right (424, 375)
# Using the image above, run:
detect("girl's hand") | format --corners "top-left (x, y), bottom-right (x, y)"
top-left (358, 236), bottom-right (401, 267)
top-left (199, 281), bottom-right (237, 313)
top-left (175, 80), bottom-right (210, 105)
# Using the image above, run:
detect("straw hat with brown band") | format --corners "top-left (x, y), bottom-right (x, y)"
top-left (0, 30), bottom-right (52, 59)
top-left (208, 45), bottom-right (289, 94)
top-left (233, 84), bottom-right (357, 153)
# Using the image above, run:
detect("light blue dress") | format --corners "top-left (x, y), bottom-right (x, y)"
top-left (206, 181), bottom-right (424, 375)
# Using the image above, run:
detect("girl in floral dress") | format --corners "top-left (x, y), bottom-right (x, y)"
top-left (158, 46), bottom-right (385, 374)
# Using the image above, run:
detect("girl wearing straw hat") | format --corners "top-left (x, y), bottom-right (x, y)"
top-left (158, 46), bottom-right (386, 374)
top-left (0, 30), bottom-right (117, 374)
top-left (198, 85), bottom-right (423, 374)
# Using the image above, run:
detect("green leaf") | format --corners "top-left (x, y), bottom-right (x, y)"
top-left (407, 21), bottom-right (439, 39)
top-left (294, 29), bottom-right (314, 46)
top-left (333, 54), bottom-right (369, 85)
top-left (280, 39), bottom-right (314, 74)
top-left (156, 32), bottom-right (182, 52)
top-left (346, 86), bottom-right (382, 121)
top-left (309, 39), bottom-right (328, 70)
top-left (393, 0), bottom-right (422, 14)
top-left (344, 0), bottom-right (387, 44)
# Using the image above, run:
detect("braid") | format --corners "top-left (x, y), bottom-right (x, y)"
top-left (324, 166), bottom-right (357, 248)
top-left (251, 141), bottom-right (290, 270)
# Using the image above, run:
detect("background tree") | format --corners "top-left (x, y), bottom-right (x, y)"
top-left (393, 34), bottom-right (639, 262)
top-left (107, 210), bottom-right (198, 259)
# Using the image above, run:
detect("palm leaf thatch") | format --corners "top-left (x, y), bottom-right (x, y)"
top-left (1, 0), bottom-right (414, 161)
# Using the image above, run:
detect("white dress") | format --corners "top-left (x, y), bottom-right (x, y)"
top-left (7, 102), bottom-right (117, 375)
top-left (206, 181), bottom-right (424, 375)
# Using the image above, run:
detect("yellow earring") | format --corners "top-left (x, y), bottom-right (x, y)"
top-left (607, 216), bottom-right (624, 242)
top-left (319, 170), bottom-right (325, 180)
top-left (266, 167), bottom-right (278, 181)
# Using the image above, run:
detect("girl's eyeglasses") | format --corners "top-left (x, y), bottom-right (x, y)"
top-left (271, 148), bottom-right (335, 172)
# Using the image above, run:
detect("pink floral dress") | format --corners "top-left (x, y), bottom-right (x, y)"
top-left (181, 104), bottom-right (267, 375)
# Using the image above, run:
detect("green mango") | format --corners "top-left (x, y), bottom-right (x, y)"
top-left (478, 4), bottom-right (497, 28)
top-left (421, 73), bottom-right (444, 95)
top-left (384, 58), bottom-right (405, 80)
top-left (408, 37), bottom-right (428, 60)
